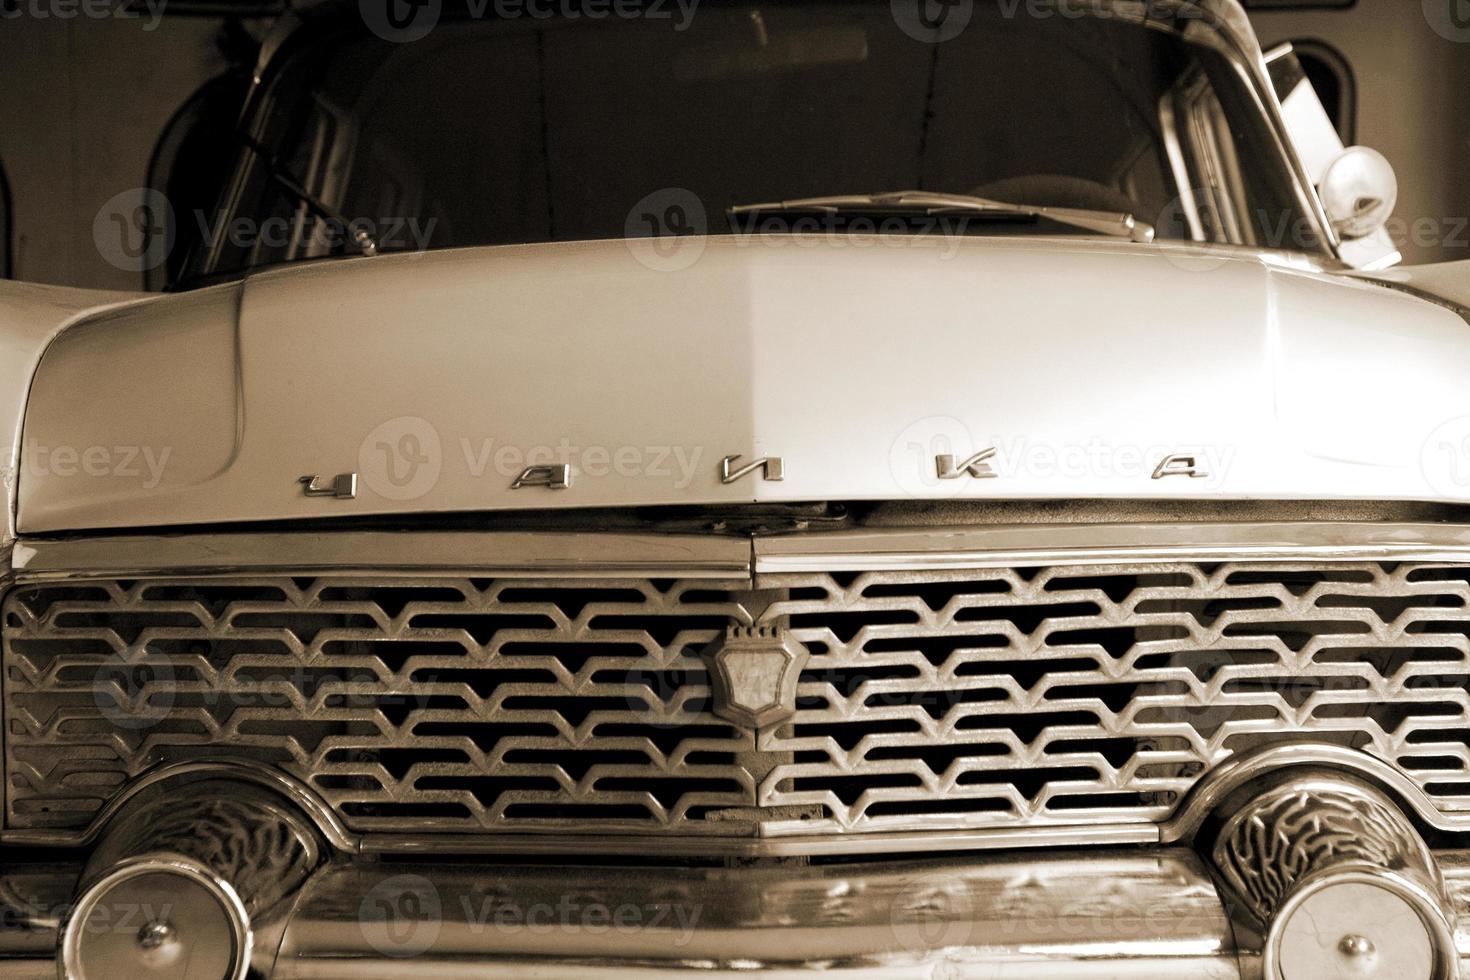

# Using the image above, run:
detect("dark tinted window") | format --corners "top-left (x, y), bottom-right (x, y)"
top-left (202, 3), bottom-right (1322, 275)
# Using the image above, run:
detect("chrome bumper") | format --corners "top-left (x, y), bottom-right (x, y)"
top-left (282, 852), bottom-right (1248, 979)
top-left (6, 768), bottom-right (1470, 979)
top-left (9, 850), bottom-right (1470, 977)
top-left (6, 848), bottom-right (1241, 979)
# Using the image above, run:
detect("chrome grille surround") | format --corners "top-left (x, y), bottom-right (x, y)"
top-left (8, 523), bottom-right (1470, 853)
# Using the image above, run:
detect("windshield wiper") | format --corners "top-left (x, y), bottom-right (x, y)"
top-left (233, 131), bottom-right (379, 257)
top-left (728, 190), bottom-right (1155, 243)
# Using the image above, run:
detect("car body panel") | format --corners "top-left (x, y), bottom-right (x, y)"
top-left (13, 236), bottom-right (1470, 533)
top-left (0, 280), bottom-right (152, 542)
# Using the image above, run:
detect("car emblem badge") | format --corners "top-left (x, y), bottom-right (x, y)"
top-left (510, 463), bottom-right (572, 490)
top-left (936, 448), bottom-right (998, 480)
top-left (720, 454), bottom-right (784, 484)
top-left (703, 625), bottom-right (809, 728)
top-left (1152, 453), bottom-right (1209, 480)
top-left (299, 473), bottom-right (357, 499)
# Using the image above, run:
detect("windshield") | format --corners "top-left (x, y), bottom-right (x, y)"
top-left (196, 2), bottom-right (1324, 278)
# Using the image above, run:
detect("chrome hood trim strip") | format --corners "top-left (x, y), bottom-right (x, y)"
top-left (15, 521), bottom-right (1470, 581)
top-left (753, 521), bottom-right (1470, 573)
top-left (10, 530), bottom-right (751, 581)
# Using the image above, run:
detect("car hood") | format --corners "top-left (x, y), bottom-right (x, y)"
top-left (16, 236), bottom-right (1470, 533)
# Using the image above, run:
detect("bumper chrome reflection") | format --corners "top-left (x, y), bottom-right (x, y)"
top-left (10, 844), bottom-right (1470, 977)
top-left (4, 848), bottom-right (1240, 979)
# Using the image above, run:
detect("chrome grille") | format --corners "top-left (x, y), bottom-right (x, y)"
top-left (6, 563), bottom-right (1470, 843)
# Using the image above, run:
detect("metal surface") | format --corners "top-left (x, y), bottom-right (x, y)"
top-left (726, 190), bottom-right (1158, 242)
top-left (1204, 771), bottom-right (1459, 980)
top-left (720, 455), bottom-right (785, 485)
top-left (510, 464), bottom-right (572, 491)
top-left (702, 625), bottom-right (810, 729)
top-left (17, 846), bottom-right (1470, 978)
top-left (60, 856), bottom-right (252, 980)
top-left (10, 530), bottom-right (753, 580)
top-left (13, 821), bottom-right (1470, 975)
top-left (15, 553), bottom-right (1470, 852)
top-left (76, 781), bottom-right (325, 921)
top-left (1211, 775), bottom-right (1446, 928)
top-left (753, 521), bottom-right (1470, 573)
top-left (936, 450), bottom-right (998, 481)
top-left (299, 474), bottom-right (356, 500)
top-left (1273, 879), bottom-right (1438, 979)
top-left (17, 236), bottom-right (1470, 535)
top-left (272, 849), bottom-right (1238, 979)
top-left (0, 278), bottom-right (150, 547)
top-left (6, 1), bottom-right (1463, 546)
top-left (55, 779), bottom-right (325, 980)
top-left (0, 847), bottom-right (1244, 978)
top-left (0, 865), bottom-right (78, 959)
top-left (19, 521), bottom-right (1470, 581)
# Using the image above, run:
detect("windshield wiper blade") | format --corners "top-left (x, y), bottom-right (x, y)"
top-left (233, 131), bottom-right (379, 257)
top-left (728, 190), bottom-right (1155, 243)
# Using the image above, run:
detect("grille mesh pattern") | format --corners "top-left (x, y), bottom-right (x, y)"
top-left (5, 564), bottom-right (1470, 841)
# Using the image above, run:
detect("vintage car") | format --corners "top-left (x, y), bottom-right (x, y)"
top-left (6, 0), bottom-right (1470, 977)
